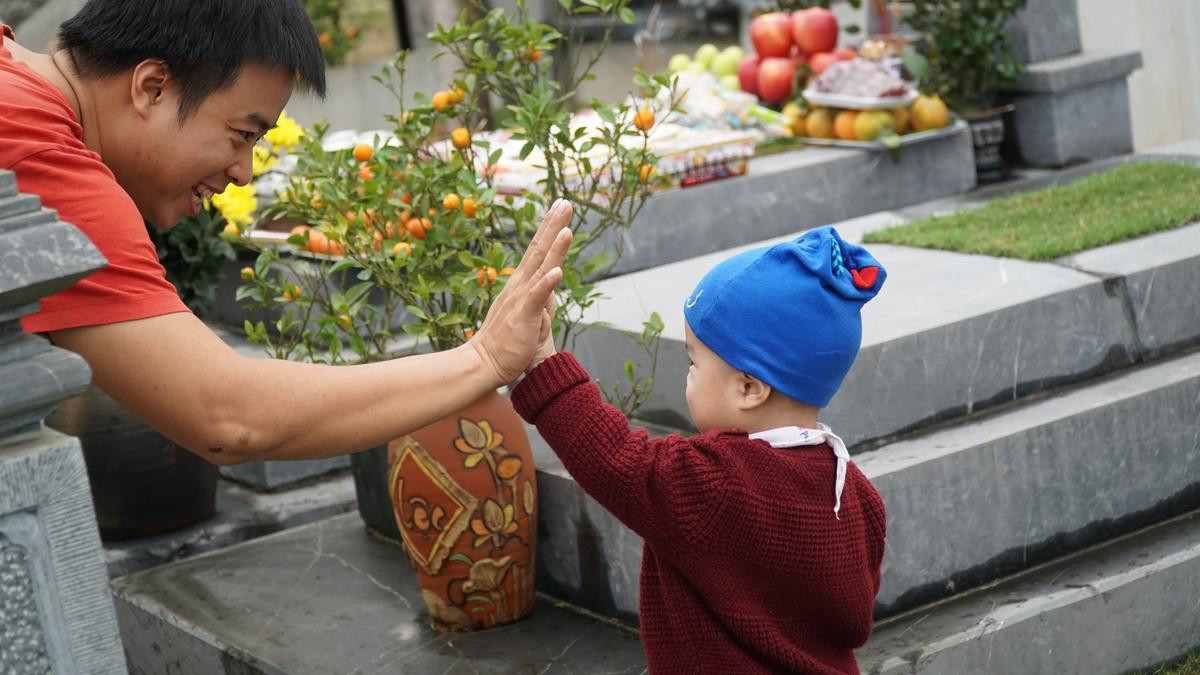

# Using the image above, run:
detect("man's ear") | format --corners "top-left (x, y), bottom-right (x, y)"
top-left (129, 59), bottom-right (171, 119)
top-left (736, 371), bottom-right (772, 411)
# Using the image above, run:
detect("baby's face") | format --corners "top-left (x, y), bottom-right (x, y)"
top-left (684, 322), bottom-right (744, 432)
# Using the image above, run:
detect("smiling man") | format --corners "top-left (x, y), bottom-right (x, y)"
top-left (1, 0), bottom-right (572, 464)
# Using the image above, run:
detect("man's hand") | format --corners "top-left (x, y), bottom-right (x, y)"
top-left (471, 199), bottom-right (573, 386)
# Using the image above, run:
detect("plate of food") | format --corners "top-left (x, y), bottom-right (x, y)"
top-left (803, 59), bottom-right (917, 110)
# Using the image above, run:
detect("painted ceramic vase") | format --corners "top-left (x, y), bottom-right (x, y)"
top-left (387, 390), bottom-right (537, 631)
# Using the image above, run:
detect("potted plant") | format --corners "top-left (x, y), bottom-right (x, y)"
top-left (231, 0), bottom-right (671, 631)
top-left (904, 0), bottom-right (1027, 182)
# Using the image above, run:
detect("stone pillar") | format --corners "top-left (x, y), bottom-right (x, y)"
top-left (1004, 0), bottom-right (1142, 166)
top-left (0, 169), bottom-right (127, 673)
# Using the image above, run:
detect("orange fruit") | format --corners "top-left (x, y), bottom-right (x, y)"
top-left (451, 127), bottom-right (471, 150)
top-left (427, 207), bottom-right (437, 217)
top-left (405, 217), bottom-right (428, 240)
top-left (371, 230), bottom-right (384, 250)
top-left (283, 285), bottom-right (301, 301)
top-left (400, 193), bottom-right (412, 205)
top-left (239, 266), bottom-right (255, 281)
top-left (318, 33), bottom-right (332, 49)
top-left (327, 241), bottom-right (346, 257)
top-left (352, 143), bottom-right (372, 162)
top-left (462, 198), bottom-right (478, 217)
top-left (432, 91), bottom-right (452, 112)
top-left (448, 86), bottom-right (466, 104)
top-left (633, 107), bottom-right (655, 133)
top-left (805, 109), bottom-right (834, 139)
top-left (911, 94), bottom-right (950, 131)
top-left (392, 242), bottom-right (412, 257)
top-left (338, 313), bottom-right (352, 328)
top-left (834, 110), bottom-right (860, 140)
top-left (309, 193), bottom-right (324, 209)
top-left (358, 165), bottom-right (374, 181)
top-left (345, 25), bottom-right (359, 39)
top-left (499, 267), bottom-right (515, 276)
top-left (222, 223), bottom-right (240, 237)
top-left (638, 164), bottom-right (657, 184)
top-left (476, 266), bottom-right (498, 286)
top-left (442, 193), bottom-right (460, 211)
top-left (463, 328), bottom-right (476, 339)
top-left (306, 230), bottom-right (331, 255)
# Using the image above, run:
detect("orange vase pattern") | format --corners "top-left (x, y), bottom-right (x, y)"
top-left (387, 391), bottom-right (537, 631)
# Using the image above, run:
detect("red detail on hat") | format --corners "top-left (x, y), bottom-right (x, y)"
top-left (850, 266), bottom-right (879, 289)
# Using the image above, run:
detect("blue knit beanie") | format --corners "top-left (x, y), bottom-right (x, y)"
top-left (683, 226), bottom-right (886, 408)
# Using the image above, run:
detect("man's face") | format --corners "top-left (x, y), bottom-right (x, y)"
top-left (115, 62), bottom-right (293, 228)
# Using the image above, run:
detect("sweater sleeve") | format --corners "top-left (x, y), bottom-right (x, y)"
top-left (512, 352), bottom-right (728, 550)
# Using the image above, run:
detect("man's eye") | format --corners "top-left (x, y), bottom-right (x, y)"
top-left (238, 130), bottom-right (256, 142)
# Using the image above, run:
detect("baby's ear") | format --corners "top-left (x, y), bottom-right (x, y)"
top-left (737, 372), bottom-right (772, 410)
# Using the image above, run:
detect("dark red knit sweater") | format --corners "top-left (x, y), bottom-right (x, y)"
top-left (512, 353), bottom-right (886, 675)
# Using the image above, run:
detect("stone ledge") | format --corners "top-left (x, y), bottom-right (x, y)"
top-left (859, 509), bottom-right (1200, 674)
top-left (1017, 50), bottom-right (1142, 94)
top-left (111, 513), bottom-right (647, 674)
top-left (603, 129), bottom-right (975, 275)
top-left (1058, 222), bottom-right (1200, 357)
top-left (103, 472), bottom-right (357, 578)
top-left (858, 348), bottom-right (1200, 614)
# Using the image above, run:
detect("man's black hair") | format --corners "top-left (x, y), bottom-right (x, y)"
top-left (58, 0), bottom-right (326, 119)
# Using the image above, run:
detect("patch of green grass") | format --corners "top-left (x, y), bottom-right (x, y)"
top-left (863, 162), bottom-right (1200, 261)
top-left (1156, 651), bottom-right (1200, 675)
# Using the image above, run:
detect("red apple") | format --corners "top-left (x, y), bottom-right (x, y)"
top-left (834, 46), bottom-right (856, 61)
top-left (737, 54), bottom-right (762, 95)
top-left (756, 57), bottom-right (795, 104)
top-left (808, 51), bottom-right (839, 77)
top-left (791, 7), bottom-right (839, 55)
top-left (751, 12), bottom-right (794, 58)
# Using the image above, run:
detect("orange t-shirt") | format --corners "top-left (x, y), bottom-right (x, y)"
top-left (2, 24), bottom-right (188, 333)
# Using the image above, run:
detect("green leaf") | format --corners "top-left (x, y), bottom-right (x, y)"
top-left (405, 304), bottom-right (429, 320)
top-left (618, 7), bottom-right (636, 24)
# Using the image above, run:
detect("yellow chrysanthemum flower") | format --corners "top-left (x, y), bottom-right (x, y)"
top-left (211, 183), bottom-right (258, 227)
top-left (252, 145), bottom-right (279, 177)
top-left (264, 110), bottom-right (305, 149)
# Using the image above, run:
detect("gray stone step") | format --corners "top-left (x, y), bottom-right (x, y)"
top-left (858, 508), bottom-right (1200, 674)
top-left (575, 215), bottom-right (1200, 448)
top-left (112, 512), bottom-right (647, 674)
top-left (857, 347), bottom-right (1200, 615)
top-left (528, 346), bottom-right (1200, 624)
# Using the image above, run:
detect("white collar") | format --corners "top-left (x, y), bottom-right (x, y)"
top-left (748, 424), bottom-right (850, 518)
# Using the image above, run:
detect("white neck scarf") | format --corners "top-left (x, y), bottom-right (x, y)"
top-left (748, 424), bottom-right (849, 518)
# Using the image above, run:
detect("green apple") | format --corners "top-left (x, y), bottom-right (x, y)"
top-left (721, 45), bottom-right (746, 65)
top-left (667, 53), bottom-right (692, 74)
top-left (720, 74), bottom-right (742, 90)
top-left (684, 61), bottom-right (708, 75)
top-left (710, 51), bottom-right (741, 77)
top-left (694, 43), bottom-right (720, 69)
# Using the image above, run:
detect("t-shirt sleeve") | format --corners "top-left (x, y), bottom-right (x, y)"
top-left (16, 148), bottom-right (189, 333)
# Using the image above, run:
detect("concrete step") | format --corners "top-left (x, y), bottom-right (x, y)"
top-left (528, 347), bottom-right (1200, 624)
top-left (573, 213), bottom-right (1200, 448)
top-left (112, 512), bottom-right (647, 674)
top-left (859, 509), bottom-right (1200, 674)
top-left (857, 347), bottom-right (1200, 615)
